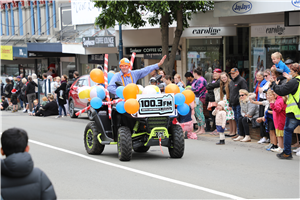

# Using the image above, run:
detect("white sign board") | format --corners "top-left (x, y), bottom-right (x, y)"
top-left (251, 24), bottom-right (300, 37)
top-left (214, 0), bottom-right (300, 17)
top-left (136, 93), bottom-right (175, 118)
top-left (71, 1), bottom-right (102, 25)
top-left (182, 27), bottom-right (236, 37)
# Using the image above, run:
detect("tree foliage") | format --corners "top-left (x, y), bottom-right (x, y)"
top-left (94, 1), bottom-right (214, 76)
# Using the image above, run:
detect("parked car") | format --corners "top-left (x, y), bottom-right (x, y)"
top-left (68, 75), bottom-right (97, 120)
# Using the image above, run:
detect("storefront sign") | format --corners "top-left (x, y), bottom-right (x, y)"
top-left (1, 46), bottom-right (13, 60)
top-left (88, 54), bottom-right (104, 64)
top-left (214, 1), bottom-right (300, 17)
top-left (182, 27), bottom-right (236, 37)
top-left (251, 24), bottom-right (300, 37)
top-left (292, 0), bottom-right (300, 8)
top-left (13, 47), bottom-right (27, 58)
top-left (71, 1), bottom-right (102, 25)
top-left (232, 1), bottom-right (252, 14)
top-left (82, 36), bottom-right (115, 48)
top-left (125, 46), bottom-right (172, 54)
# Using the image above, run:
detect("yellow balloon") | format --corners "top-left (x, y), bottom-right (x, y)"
top-left (79, 88), bottom-right (91, 99)
top-left (150, 85), bottom-right (160, 93)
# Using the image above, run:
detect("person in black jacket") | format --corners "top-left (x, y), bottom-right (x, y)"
top-left (26, 77), bottom-right (38, 112)
top-left (228, 68), bottom-right (248, 138)
top-left (4, 78), bottom-right (13, 103)
top-left (55, 75), bottom-right (68, 118)
top-left (35, 94), bottom-right (59, 117)
top-left (1, 128), bottom-right (56, 200)
top-left (0, 80), bottom-right (5, 96)
top-left (15, 76), bottom-right (24, 110)
top-left (205, 68), bottom-right (222, 133)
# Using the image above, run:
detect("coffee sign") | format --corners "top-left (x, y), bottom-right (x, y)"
top-left (82, 36), bottom-right (115, 48)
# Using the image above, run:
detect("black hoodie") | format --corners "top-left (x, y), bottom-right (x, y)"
top-left (1, 152), bottom-right (56, 200)
top-left (229, 75), bottom-right (248, 107)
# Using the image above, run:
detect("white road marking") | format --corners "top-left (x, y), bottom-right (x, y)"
top-left (27, 139), bottom-right (244, 199)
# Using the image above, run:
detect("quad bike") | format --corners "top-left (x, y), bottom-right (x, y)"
top-left (83, 81), bottom-right (184, 161)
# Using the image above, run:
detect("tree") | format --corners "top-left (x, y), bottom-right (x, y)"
top-left (94, 1), bottom-right (214, 76)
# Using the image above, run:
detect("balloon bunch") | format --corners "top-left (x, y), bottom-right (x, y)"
top-left (165, 84), bottom-right (195, 116)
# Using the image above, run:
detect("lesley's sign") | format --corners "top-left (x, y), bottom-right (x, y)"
top-left (82, 36), bottom-right (115, 48)
top-left (232, 1), bottom-right (252, 14)
top-left (182, 27), bottom-right (236, 37)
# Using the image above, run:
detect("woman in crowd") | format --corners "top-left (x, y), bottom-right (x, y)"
top-left (192, 67), bottom-right (207, 134)
top-left (55, 75), bottom-right (68, 118)
top-left (20, 78), bottom-right (28, 113)
top-left (271, 63), bottom-right (300, 159)
top-left (174, 74), bottom-right (185, 88)
top-left (26, 77), bottom-right (38, 112)
top-left (206, 68), bottom-right (222, 134)
top-left (32, 73), bottom-right (38, 99)
top-left (4, 78), bottom-right (13, 103)
top-left (220, 72), bottom-right (236, 137)
top-left (255, 71), bottom-right (270, 144)
top-left (35, 94), bottom-right (58, 117)
top-left (234, 90), bottom-right (259, 142)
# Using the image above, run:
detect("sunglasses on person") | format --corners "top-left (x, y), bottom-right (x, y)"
top-left (264, 75), bottom-right (269, 77)
top-left (239, 94), bottom-right (245, 97)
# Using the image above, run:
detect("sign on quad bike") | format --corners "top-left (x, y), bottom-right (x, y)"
top-left (84, 93), bottom-right (185, 161)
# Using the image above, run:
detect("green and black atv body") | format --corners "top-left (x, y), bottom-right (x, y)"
top-left (84, 92), bottom-right (185, 161)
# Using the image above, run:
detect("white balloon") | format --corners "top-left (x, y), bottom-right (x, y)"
top-left (137, 84), bottom-right (144, 94)
top-left (142, 86), bottom-right (157, 95)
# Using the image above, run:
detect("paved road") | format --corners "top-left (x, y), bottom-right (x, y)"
top-left (1, 112), bottom-right (299, 199)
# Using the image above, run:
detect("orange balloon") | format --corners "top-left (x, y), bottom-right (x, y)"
top-left (90, 69), bottom-right (104, 84)
top-left (124, 99), bottom-right (140, 114)
top-left (182, 90), bottom-right (195, 105)
top-left (165, 84), bottom-right (180, 94)
top-left (123, 83), bottom-right (139, 100)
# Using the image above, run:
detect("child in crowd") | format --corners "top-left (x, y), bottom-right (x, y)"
top-left (212, 101), bottom-right (226, 145)
top-left (52, 76), bottom-right (61, 99)
top-left (251, 90), bottom-right (277, 150)
top-left (177, 89), bottom-right (197, 140)
top-left (270, 90), bottom-right (287, 153)
top-left (1, 96), bottom-right (9, 111)
top-left (1, 128), bottom-right (56, 199)
top-left (10, 89), bottom-right (18, 112)
top-left (41, 96), bottom-right (48, 107)
top-left (271, 52), bottom-right (290, 74)
top-left (29, 100), bottom-right (40, 116)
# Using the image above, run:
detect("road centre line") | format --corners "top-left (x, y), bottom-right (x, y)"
top-left (24, 138), bottom-right (245, 200)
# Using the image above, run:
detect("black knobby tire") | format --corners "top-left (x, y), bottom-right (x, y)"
top-left (133, 146), bottom-right (150, 153)
top-left (84, 122), bottom-right (105, 155)
top-left (168, 124), bottom-right (185, 158)
top-left (69, 100), bottom-right (78, 118)
top-left (117, 126), bottom-right (132, 161)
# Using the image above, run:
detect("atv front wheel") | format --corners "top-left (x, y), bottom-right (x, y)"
top-left (117, 126), bottom-right (132, 161)
top-left (168, 124), bottom-right (184, 158)
top-left (133, 146), bottom-right (150, 153)
top-left (84, 122), bottom-right (105, 155)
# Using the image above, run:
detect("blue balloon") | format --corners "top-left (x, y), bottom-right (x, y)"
top-left (90, 97), bottom-right (103, 109)
top-left (179, 87), bottom-right (185, 93)
top-left (116, 86), bottom-right (125, 99)
top-left (177, 103), bottom-right (190, 116)
top-left (175, 93), bottom-right (186, 106)
top-left (108, 72), bottom-right (114, 84)
top-left (116, 101), bottom-right (126, 114)
top-left (96, 86), bottom-right (106, 100)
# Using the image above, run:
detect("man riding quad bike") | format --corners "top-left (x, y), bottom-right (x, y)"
top-left (84, 56), bottom-right (185, 161)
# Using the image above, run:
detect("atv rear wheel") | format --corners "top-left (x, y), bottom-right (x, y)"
top-left (117, 126), bottom-right (132, 161)
top-left (133, 146), bottom-right (150, 153)
top-left (168, 124), bottom-right (184, 158)
top-left (84, 122), bottom-right (105, 155)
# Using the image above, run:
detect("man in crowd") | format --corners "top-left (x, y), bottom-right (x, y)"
top-left (73, 71), bottom-right (79, 81)
top-left (229, 68), bottom-right (248, 138)
top-left (42, 73), bottom-right (52, 97)
top-left (15, 75), bottom-right (24, 110)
